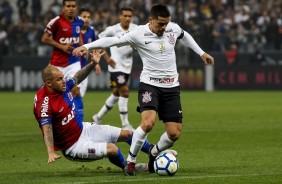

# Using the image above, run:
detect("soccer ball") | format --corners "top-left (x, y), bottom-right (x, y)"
top-left (154, 152), bottom-right (178, 176)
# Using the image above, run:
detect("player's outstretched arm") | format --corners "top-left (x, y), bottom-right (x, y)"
top-left (73, 36), bottom-right (128, 57)
top-left (41, 124), bottom-right (61, 164)
top-left (74, 50), bottom-right (105, 84)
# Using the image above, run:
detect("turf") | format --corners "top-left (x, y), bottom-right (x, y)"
top-left (0, 91), bottom-right (281, 184)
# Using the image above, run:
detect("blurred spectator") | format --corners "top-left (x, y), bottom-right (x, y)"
top-left (2, 0), bottom-right (282, 56)
top-left (31, 0), bottom-right (42, 22)
top-left (50, 0), bottom-right (61, 15)
top-left (0, 25), bottom-right (8, 54)
top-left (17, 0), bottom-right (28, 20)
top-left (225, 43), bottom-right (238, 65)
top-left (249, 46), bottom-right (267, 65)
top-left (0, 0), bottom-right (13, 27)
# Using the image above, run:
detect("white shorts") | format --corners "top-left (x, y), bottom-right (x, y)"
top-left (54, 62), bottom-right (82, 87)
top-left (79, 77), bottom-right (88, 97)
top-left (64, 122), bottom-right (121, 161)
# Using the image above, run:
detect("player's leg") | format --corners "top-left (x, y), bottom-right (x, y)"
top-left (124, 83), bottom-right (158, 176)
top-left (148, 86), bottom-right (183, 173)
top-left (92, 73), bottom-right (119, 124)
top-left (118, 84), bottom-right (134, 130)
top-left (117, 129), bottom-right (151, 154)
top-left (93, 89), bottom-right (119, 124)
top-left (72, 86), bottom-right (84, 121)
top-left (107, 143), bottom-right (127, 169)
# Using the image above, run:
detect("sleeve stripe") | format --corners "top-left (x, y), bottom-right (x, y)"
top-left (177, 30), bottom-right (184, 39)
top-left (39, 118), bottom-right (52, 126)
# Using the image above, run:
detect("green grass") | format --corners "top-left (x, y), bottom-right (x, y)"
top-left (0, 91), bottom-right (282, 184)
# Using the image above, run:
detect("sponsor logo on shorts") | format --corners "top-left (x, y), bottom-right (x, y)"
top-left (88, 148), bottom-right (96, 154)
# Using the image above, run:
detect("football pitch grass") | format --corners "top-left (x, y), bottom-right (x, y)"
top-left (0, 91), bottom-right (281, 184)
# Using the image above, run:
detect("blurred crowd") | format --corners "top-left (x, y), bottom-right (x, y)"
top-left (0, 0), bottom-right (282, 56)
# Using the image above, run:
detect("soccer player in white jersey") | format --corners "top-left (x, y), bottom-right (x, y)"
top-left (73, 4), bottom-right (215, 176)
top-left (92, 7), bottom-right (138, 131)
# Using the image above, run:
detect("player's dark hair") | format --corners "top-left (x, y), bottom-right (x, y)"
top-left (42, 66), bottom-right (54, 82)
top-left (79, 8), bottom-right (90, 15)
top-left (119, 6), bottom-right (134, 15)
top-left (63, 0), bottom-right (76, 6)
top-left (150, 4), bottom-right (170, 19)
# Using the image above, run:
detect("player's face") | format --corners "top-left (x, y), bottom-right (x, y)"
top-left (149, 16), bottom-right (170, 36)
top-left (120, 10), bottom-right (133, 29)
top-left (80, 11), bottom-right (91, 27)
top-left (50, 69), bottom-right (66, 93)
top-left (63, 1), bottom-right (77, 19)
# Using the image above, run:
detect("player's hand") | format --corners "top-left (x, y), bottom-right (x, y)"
top-left (72, 46), bottom-right (88, 57)
top-left (90, 50), bottom-right (105, 65)
top-left (61, 43), bottom-right (74, 54)
top-left (47, 152), bottom-right (61, 164)
top-left (95, 64), bottom-right (101, 74)
top-left (201, 53), bottom-right (215, 66)
top-left (106, 58), bottom-right (116, 68)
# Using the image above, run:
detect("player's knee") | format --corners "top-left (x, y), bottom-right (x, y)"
top-left (118, 129), bottom-right (132, 141)
top-left (141, 120), bottom-right (155, 132)
top-left (106, 143), bottom-right (118, 157)
top-left (119, 86), bottom-right (129, 97)
top-left (167, 130), bottom-right (181, 141)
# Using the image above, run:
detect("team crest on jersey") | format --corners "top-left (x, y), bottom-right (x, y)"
top-left (117, 75), bottom-right (125, 84)
top-left (167, 33), bottom-right (175, 45)
top-left (142, 91), bottom-right (152, 103)
top-left (159, 42), bottom-right (166, 53)
top-left (76, 26), bottom-right (80, 34)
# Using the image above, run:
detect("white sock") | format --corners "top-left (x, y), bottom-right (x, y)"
top-left (97, 94), bottom-right (118, 118)
top-left (118, 97), bottom-right (129, 126)
top-left (151, 132), bottom-right (174, 156)
top-left (127, 126), bottom-right (148, 163)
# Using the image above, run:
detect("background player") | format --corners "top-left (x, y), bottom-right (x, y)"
top-left (79, 8), bottom-right (101, 97)
top-left (92, 7), bottom-right (138, 131)
top-left (72, 4), bottom-right (214, 176)
top-left (41, 0), bottom-right (85, 121)
top-left (33, 50), bottom-right (150, 173)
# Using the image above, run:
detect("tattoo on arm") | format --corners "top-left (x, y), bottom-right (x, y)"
top-left (73, 62), bottom-right (95, 85)
top-left (42, 124), bottom-right (55, 153)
